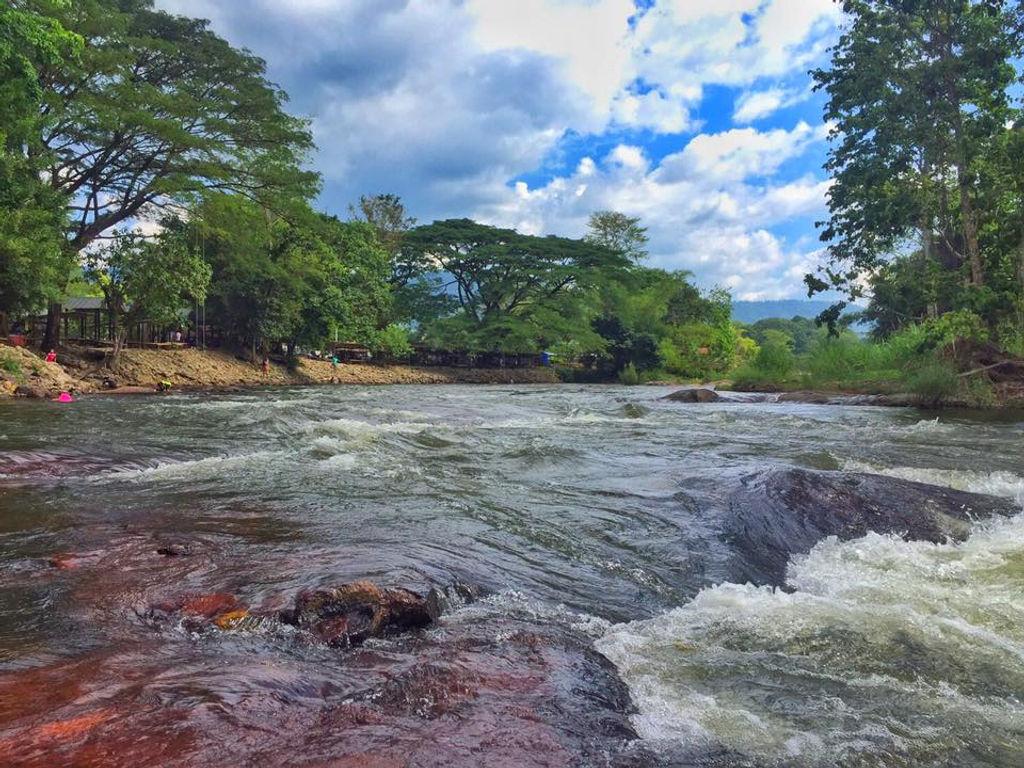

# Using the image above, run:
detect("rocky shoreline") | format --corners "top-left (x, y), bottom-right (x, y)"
top-left (0, 345), bottom-right (559, 399)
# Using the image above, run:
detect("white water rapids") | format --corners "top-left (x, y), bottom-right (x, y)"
top-left (598, 468), bottom-right (1024, 767)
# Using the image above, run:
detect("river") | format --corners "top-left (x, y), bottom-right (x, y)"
top-left (1, 385), bottom-right (1022, 766)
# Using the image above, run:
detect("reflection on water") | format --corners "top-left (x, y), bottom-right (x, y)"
top-left (1, 385), bottom-right (1023, 765)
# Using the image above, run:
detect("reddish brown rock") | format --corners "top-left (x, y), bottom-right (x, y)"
top-left (179, 593), bottom-right (240, 619)
top-left (287, 580), bottom-right (434, 647)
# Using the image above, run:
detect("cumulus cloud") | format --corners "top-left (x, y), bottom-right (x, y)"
top-left (154, 0), bottom-right (843, 298)
top-left (474, 127), bottom-right (832, 300)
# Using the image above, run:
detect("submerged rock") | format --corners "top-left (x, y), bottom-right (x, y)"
top-left (662, 387), bottom-right (721, 403)
top-left (285, 580), bottom-right (435, 647)
top-left (724, 467), bottom-right (1018, 587)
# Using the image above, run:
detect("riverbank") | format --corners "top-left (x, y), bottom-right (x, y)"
top-left (0, 345), bottom-right (559, 398)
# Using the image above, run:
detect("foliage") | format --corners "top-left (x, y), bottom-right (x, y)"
top-left (810, 0), bottom-right (1024, 339)
top-left (617, 362), bottom-right (640, 385)
top-left (0, 351), bottom-right (23, 377)
top-left (372, 324), bottom-right (413, 359)
top-left (86, 230), bottom-right (210, 363)
top-left (188, 195), bottom-right (391, 353)
top-left (404, 218), bottom-right (628, 353)
top-left (0, 2), bottom-right (81, 325)
top-left (27, 0), bottom-right (318, 255)
top-left (744, 316), bottom-right (823, 355)
top-left (905, 359), bottom-right (961, 406)
top-left (585, 210), bottom-right (649, 262)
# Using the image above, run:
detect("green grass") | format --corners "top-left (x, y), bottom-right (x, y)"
top-left (728, 332), bottom-right (996, 406)
top-left (0, 353), bottom-right (23, 377)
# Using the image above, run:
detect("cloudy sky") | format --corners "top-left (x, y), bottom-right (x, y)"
top-left (157, 0), bottom-right (843, 300)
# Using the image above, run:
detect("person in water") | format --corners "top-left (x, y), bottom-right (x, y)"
top-left (45, 349), bottom-right (57, 363)
top-left (56, 391), bottom-right (73, 403)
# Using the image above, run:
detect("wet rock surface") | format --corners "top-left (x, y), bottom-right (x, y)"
top-left (661, 388), bottom-right (721, 403)
top-left (285, 580), bottom-right (435, 647)
top-left (724, 467), bottom-right (1019, 587)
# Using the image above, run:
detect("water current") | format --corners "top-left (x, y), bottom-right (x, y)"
top-left (1, 385), bottom-right (1022, 766)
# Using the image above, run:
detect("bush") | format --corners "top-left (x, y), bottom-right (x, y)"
top-left (617, 362), bottom-right (640, 385)
top-left (372, 324), bottom-right (413, 359)
top-left (751, 330), bottom-right (795, 377)
top-left (0, 353), bottom-right (22, 377)
top-left (905, 360), bottom-right (959, 406)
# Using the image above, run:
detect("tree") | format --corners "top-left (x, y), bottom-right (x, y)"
top-left (86, 231), bottom-right (210, 365)
top-left (189, 195), bottom-right (391, 356)
top-left (349, 194), bottom-right (416, 282)
top-left (404, 219), bottom-right (629, 351)
top-left (22, 0), bottom-right (317, 347)
top-left (585, 210), bottom-right (649, 262)
top-left (809, 0), bottom-right (1022, 323)
top-left (0, 3), bottom-right (80, 332)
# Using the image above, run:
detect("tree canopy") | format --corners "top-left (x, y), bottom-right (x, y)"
top-left (809, 0), bottom-right (1024, 340)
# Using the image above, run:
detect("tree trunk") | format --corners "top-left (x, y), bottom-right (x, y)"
top-left (42, 302), bottom-right (62, 350)
top-left (107, 311), bottom-right (125, 370)
top-left (958, 171), bottom-right (984, 286)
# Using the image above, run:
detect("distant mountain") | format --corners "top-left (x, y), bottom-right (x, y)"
top-left (732, 300), bottom-right (843, 324)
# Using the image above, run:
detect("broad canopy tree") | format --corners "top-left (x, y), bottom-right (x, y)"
top-left (402, 219), bottom-right (630, 352)
top-left (15, 0), bottom-right (317, 346)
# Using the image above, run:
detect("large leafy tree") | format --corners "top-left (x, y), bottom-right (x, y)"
top-left (19, 0), bottom-right (318, 346)
top-left (86, 230), bottom-right (210, 364)
top-left (404, 219), bottom-right (629, 351)
top-left (585, 210), bottom-right (649, 262)
top-left (190, 195), bottom-right (390, 356)
top-left (0, 3), bottom-right (80, 332)
top-left (809, 0), bottom-right (1022, 325)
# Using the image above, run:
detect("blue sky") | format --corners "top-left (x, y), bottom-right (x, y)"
top-left (156, 0), bottom-right (845, 299)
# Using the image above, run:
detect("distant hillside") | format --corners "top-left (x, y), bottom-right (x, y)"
top-left (732, 300), bottom-right (841, 324)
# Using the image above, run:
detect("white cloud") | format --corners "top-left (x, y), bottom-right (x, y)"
top-left (733, 86), bottom-right (813, 123)
top-left (473, 124), bottom-right (831, 299)
top-left (153, 0), bottom-right (843, 298)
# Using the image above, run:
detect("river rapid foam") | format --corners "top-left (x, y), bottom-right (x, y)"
top-left (598, 469), bottom-right (1024, 767)
top-left (2, 385), bottom-right (1023, 766)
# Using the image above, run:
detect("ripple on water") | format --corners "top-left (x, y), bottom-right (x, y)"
top-left (597, 507), bottom-right (1024, 767)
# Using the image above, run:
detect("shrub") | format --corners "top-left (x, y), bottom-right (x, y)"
top-left (618, 362), bottom-right (640, 385)
top-left (751, 330), bottom-right (795, 377)
top-left (905, 360), bottom-right (959, 406)
top-left (372, 324), bottom-right (413, 359)
top-left (0, 353), bottom-right (22, 377)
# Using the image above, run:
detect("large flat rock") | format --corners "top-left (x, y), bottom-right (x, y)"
top-left (723, 467), bottom-right (1018, 587)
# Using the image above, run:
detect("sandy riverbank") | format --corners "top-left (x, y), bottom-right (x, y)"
top-left (0, 346), bottom-right (559, 398)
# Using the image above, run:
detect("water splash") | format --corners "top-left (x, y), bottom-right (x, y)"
top-left (597, 510), bottom-right (1024, 766)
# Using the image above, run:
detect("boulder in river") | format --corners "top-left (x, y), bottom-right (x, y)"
top-left (662, 387), bottom-right (721, 403)
top-left (724, 467), bottom-right (1018, 587)
top-left (285, 580), bottom-right (435, 647)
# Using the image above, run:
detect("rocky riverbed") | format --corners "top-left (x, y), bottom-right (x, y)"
top-left (1, 385), bottom-right (1022, 766)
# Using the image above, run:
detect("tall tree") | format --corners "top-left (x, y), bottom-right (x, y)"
top-left (22, 0), bottom-right (318, 347)
top-left (0, 3), bottom-right (80, 332)
top-left (809, 0), bottom-right (1022, 319)
top-left (405, 219), bottom-right (629, 351)
top-left (585, 210), bottom-right (649, 262)
top-left (349, 193), bottom-right (417, 283)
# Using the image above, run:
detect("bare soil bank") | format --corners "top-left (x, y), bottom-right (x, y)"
top-left (0, 346), bottom-right (559, 398)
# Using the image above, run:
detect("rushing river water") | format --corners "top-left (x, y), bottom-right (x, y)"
top-left (1, 384), bottom-right (1023, 766)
